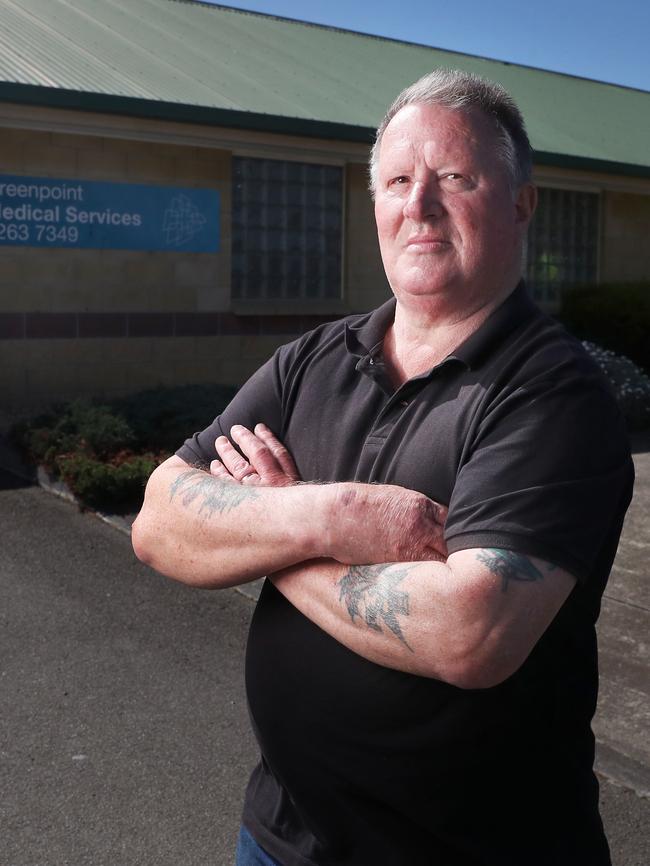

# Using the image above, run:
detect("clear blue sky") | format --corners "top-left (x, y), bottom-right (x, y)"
top-left (202, 0), bottom-right (650, 92)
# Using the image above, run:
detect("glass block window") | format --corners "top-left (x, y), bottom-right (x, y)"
top-left (526, 187), bottom-right (599, 305)
top-left (231, 157), bottom-right (343, 301)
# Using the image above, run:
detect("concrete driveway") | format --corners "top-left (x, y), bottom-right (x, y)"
top-left (594, 435), bottom-right (650, 798)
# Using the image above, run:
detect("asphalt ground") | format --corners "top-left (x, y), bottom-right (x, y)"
top-left (1, 446), bottom-right (648, 866)
top-left (1, 470), bottom-right (256, 866)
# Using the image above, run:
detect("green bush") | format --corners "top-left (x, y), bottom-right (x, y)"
top-left (583, 341), bottom-right (650, 431)
top-left (558, 282), bottom-right (650, 374)
top-left (56, 452), bottom-right (159, 512)
top-left (9, 383), bottom-right (239, 511)
top-left (11, 400), bottom-right (135, 468)
top-left (109, 383), bottom-right (238, 453)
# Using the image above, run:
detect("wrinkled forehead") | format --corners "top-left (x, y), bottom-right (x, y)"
top-left (378, 102), bottom-right (502, 168)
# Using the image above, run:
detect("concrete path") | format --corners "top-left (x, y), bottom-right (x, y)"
top-left (1, 433), bottom-right (648, 865)
top-left (593, 435), bottom-right (650, 798)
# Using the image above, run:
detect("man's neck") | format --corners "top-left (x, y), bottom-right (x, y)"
top-left (382, 283), bottom-right (518, 386)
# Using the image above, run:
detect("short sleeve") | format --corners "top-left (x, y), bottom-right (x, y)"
top-left (174, 316), bottom-right (351, 471)
top-left (175, 350), bottom-right (286, 468)
top-left (444, 367), bottom-right (634, 582)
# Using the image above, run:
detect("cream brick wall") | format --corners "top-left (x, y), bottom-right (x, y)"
top-left (76, 149), bottom-right (129, 179)
top-left (344, 162), bottom-right (391, 312)
top-left (601, 191), bottom-right (650, 283)
top-left (0, 335), bottom-right (281, 413)
top-left (0, 128), bottom-right (231, 315)
top-left (0, 124), bottom-right (298, 411)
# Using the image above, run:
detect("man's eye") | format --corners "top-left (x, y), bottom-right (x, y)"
top-left (390, 176), bottom-right (409, 186)
top-left (442, 173), bottom-right (472, 190)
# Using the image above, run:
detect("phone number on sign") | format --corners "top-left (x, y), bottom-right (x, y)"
top-left (0, 223), bottom-right (79, 243)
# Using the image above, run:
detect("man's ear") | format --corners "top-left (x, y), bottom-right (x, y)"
top-left (514, 183), bottom-right (537, 228)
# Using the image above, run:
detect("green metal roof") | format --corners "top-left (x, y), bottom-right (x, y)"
top-left (0, 0), bottom-right (648, 176)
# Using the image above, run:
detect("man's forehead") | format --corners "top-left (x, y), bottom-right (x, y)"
top-left (379, 103), bottom-right (485, 163)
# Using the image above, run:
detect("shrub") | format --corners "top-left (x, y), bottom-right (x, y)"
top-left (582, 342), bottom-right (650, 431)
top-left (11, 400), bottom-right (135, 468)
top-left (109, 383), bottom-right (238, 453)
top-left (56, 451), bottom-right (159, 512)
top-left (9, 383), bottom-right (239, 511)
top-left (558, 282), bottom-right (650, 374)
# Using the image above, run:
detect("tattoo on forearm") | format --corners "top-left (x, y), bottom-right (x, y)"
top-left (338, 564), bottom-right (415, 651)
top-left (169, 469), bottom-right (258, 516)
top-left (476, 549), bottom-right (546, 592)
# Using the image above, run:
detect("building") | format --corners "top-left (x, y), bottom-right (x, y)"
top-left (1, 0), bottom-right (649, 411)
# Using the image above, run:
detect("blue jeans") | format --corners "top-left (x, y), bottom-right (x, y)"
top-left (235, 825), bottom-right (282, 866)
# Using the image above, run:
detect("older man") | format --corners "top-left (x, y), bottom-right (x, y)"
top-left (133, 70), bottom-right (633, 866)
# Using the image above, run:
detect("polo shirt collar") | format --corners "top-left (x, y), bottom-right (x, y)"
top-left (345, 296), bottom-right (397, 360)
top-left (450, 281), bottom-right (537, 369)
top-left (344, 281), bottom-right (537, 372)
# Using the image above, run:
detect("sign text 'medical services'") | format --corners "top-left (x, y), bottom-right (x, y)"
top-left (0, 175), bottom-right (220, 252)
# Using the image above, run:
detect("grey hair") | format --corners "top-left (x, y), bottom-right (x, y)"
top-left (369, 68), bottom-right (532, 196)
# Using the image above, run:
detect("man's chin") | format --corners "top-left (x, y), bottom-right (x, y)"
top-left (391, 277), bottom-right (460, 302)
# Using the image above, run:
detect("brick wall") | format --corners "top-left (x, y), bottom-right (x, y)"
top-left (1, 126), bottom-right (379, 413)
top-left (344, 162), bottom-right (391, 311)
top-left (601, 190), bottom-right (650, 283)
top-left (1, 127), bottom-right (231, 315)
top-left (12, 123), bottom-right (648, 415)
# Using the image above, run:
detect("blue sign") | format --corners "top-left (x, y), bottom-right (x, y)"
top-left (0, 174), bottom-right (220, 252)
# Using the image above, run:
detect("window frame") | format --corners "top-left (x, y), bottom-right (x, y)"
top-left (526, 180), bottom-right (602, 310)
top-left (230, 149), bottom-right (349, 315)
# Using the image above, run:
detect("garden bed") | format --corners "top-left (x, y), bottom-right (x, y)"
top-left (10, 342), bottom-right (650, 514)
top-left (9, 384), bottom-right (237, 513)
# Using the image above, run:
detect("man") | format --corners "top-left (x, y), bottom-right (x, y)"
top-left (133, 70), bottom-right (634, 865)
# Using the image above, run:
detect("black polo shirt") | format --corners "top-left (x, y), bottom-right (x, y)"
top-left (178, 284), bottom-right (633, 866)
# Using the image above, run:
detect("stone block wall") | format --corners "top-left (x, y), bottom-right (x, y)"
top-left (601, 191), bottom-right (650, 283)
top-left (5, 119), bottom-right (647, 417)
top-left (0, 125), bottom-right (383, 413)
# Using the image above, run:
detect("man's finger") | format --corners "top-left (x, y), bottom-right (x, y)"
top-left (209, 459), bottom-right (239, 482)
top-left (424, 499), bottom-right (448, 527)
top-left (230, 425), bottom-right (284, 479)
top-left (424, 503), bottom-right (448, 559)
top-left (254, 423), bottom-right (301, 480)
top-left (215, 434), bottom-right (260, 481)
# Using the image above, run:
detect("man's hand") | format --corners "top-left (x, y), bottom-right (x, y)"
top-left (211, 424), bottom-right (448, 564)
top-left (325, 482), bottom-right (447, 564)
top-left (211, 423), bottom-right (301, 487)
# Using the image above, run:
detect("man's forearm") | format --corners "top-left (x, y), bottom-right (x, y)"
top-left (271, 558), bottom-right (459, 679)
top-left (270, 549), bottom-right (575, 688)
top-left (132, 456), bottom-right (447, 589)
top-left (132, 458), bottom-right (329, 588)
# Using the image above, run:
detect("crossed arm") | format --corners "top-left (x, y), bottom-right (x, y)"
top-left (132, 424), bottom-right (576, 689)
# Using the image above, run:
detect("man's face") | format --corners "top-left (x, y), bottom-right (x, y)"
top-left (374, 102), bottom-right (535, 311)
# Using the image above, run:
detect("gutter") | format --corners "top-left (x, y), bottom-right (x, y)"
top-left (2, 82), bottom-right (650, 180)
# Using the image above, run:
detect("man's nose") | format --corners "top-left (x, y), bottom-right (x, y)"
top-left (403, 180), bottom-right (444, 221)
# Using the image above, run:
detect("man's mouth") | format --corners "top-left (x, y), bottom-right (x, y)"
top-left (406, 236), bottom-right (450, 250)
